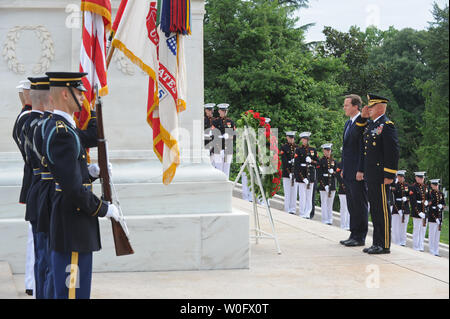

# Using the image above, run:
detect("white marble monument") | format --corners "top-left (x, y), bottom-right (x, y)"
top-left (0, 0), bottom-right (249, 273)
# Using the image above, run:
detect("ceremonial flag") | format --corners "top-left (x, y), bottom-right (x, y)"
top-left (76, 0), bottom-right (111, 129)
top-left (112, 0), bottom-right (190, 185)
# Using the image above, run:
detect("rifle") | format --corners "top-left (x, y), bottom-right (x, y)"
top-left (94, 86), bottom-right (134, 256)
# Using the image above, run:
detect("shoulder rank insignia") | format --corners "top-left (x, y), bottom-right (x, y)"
top-left (385, 121), bottom-right (394, 125)
top-left (55, 120), bottom-right (68, 133)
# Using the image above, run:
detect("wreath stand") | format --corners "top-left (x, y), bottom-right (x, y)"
top-left (233, 126), bottom-right (281, 254)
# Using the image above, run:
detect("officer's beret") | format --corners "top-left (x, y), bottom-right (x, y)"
top-left (367, 93), bottom-right (390, 107)
top-left (46, 72), bottom-right (88, 92)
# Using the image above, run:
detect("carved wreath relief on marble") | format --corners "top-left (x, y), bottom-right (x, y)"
top-left (2, 25), bottom-right (55, 75)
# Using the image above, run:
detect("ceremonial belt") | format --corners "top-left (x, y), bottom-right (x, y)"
top-left (416, 200), bottom-right (423, 204)
top-left (55, 183), bottom-right (93, 192)
top-left (395, 198), bottom-right (403, 201)
top-left (431, 206), bottom-right (437, 209)
top-left (300, 164), bottom-right (307, 167)
top-left (33, 168), bottom-right (42, 176)
top-left (323, 174), bottom-right (329, 177)
top-left (41, 172), bottom-right (53, 180)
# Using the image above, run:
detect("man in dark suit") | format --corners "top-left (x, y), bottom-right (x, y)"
top-left (340, 94), bottom-right (369, 247)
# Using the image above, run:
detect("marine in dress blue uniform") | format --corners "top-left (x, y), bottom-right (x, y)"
top-left (409, 172), bottom-right (432, 251)
top-left (390, 170), bottom-right (411, 246)
top-left (359, 94), bottom-right (399, 254)
top-left (280, 131), bottom-right (298, 214)
top-left (43, 72), bottom-right (119, 299)
top-left (317, 143), bottom-right (336, 225)
top-left (427, 179), bottom-right (446, 256)
top-left (211, 104), bottom-right (235, 178)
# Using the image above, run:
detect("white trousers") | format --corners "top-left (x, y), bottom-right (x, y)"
top-left (298, 182), bottom-right (314, 218)
top-left (283, 174), bottom-right (298, 213)
top-left (428, 222), bottom-right (441, 256)
top-left (320, 191), bottom-right (335, 224)
top-left (399, 214), bottom-right (409, 246)
top-left (214, 150), bottom-right (232, 179)
top-left (241, 172), bottom-right (252, 202)
top-left (391, 214), bottom-right (401, 245)
top-left (338, 194), bottom-right (350, 230)
top-left (412, 218), bottom-right (428, 251)
top-left (25, 222), bottom-right (35, 291)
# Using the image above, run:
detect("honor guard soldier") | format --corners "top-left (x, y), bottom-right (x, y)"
top-left (335, 159), bottom-right (350, 230)
top-left (212, 103), bottom-right (235, 178)
top-left (13, 79), bottom-right (35, 296)
top-left (294, 132), bottom-right (318, 219)
top-left (390, 170), bottom-right (411, 246)
top-left (360, 94), bottom-right (399, 254)
top-left (43, 72), bottom-right (120, 299)
top-left (204, 103), bottom-right (216, 166)
top-left (317, 143), bottom-right (336, 225)
top-left (280, 131), bottom-right (298, 214)
top-left (410, 171), bottom-right (431, 251)
top-left (428, 179), bottom-right (445, 256)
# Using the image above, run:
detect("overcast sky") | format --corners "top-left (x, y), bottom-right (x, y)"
top-left (296, 0), bottom-right (449, 43)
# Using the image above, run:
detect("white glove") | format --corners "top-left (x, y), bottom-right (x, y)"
top-left (328, 168), bottom-right (334, 174)
top-left (436, 219), bottom-right (441, 225)
top-left (325, 185), bottom-right (329, 193)
top-left (305, 156), bottom-right (312, 163)
top-left (398, 210), bottom-right (403, 216)
top-left (418, 212), bottom-right (426, 219)
top-left (424, 200), bottom-right (429, 206)
top-left (402, 196), bottom-right (407, 202)
top-left (303, 178), bottom-right (309, 184)
top-left (108, 162), bottom-right (113, 176)
top-left (105, 203), bottom-right (120, 222)
top-left (88, 164), bottom-right (100, 178)
top-left (438, 204), bottom-right (443, 210)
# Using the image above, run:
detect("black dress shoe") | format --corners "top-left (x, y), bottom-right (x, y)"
top-left (367, 246), bottom-right (390, 254)
top-left (344, 239), bottom-right (365, 247)
top-left (340, 238), bottom-right (352, 245)
top-left (25, 289), bottom-right (33, 296)
top-left (363, 246), bottom-right (375, 253)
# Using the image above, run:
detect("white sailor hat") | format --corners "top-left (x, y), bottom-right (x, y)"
top-left (204, 103), bottom-right (216, 109)
top-left (285, 131), bottom-right (296, 137)
top-left (217, 103), bottom-right (230, 110)
top-left (299, 132), bottom-right (311, 139)
top-left (16, 79), bottom-right (31, 92)
top-left (321, 143), bottom-right (332, 149)
top-left (430, 179), bottom-right (440, 184)
top-left (265, 117), bottom-right (271, 123)
top-left (396, 170), bottom-right (406, 176)
top-left (414, 171), bottom-right (426, 177)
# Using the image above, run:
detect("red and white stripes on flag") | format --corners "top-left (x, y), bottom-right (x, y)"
top-left (76, 0), bottom-right (111, 130)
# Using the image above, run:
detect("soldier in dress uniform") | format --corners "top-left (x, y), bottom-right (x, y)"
top-left (294, 132), bottom-right (318, 219)
top-left (43, 72), bottom-right (120, 299)
top-left (204, 103), bottom-right (216, 166)
top-left (359, 93), bottom-right (399, 254)
top-left (390, 170), bottom-right (411, 246)
top-left (409, 171), bottom-right (432, 252)
top-left (13, 79), bottom-right (35, 296)
top-left (317, 143), bottom-right (336, 225)
top-left (428, 179), bottom-right (446, 256)
top-left (21, 77), bottom-right (50, 298)
top-left (335, 159), bottom-right (350, 230)
top-left (280, 131), bottom-right (298, 214)
top-left (211, 103), bottom-right (235, 178)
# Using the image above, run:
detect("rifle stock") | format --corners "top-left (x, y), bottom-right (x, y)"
top-left (95, 92), bottom-right (134, 256)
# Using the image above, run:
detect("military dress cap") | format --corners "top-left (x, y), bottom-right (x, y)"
top-left (367, 93), bottom-right (390, 107)
top-left (46, 72), bottom-right (88, 92)
top-left (430, 179), bottom-right (440, 184)
top-left (217, 103), bottom-right (230, 110)
top-left (16, 79), bottom-right (31, 91)
top-left (28, 76), bottom-right (50, 90)
top-left (396, 170), bottom-right (406, 176)
top-left (299, 132), bottom-right (311, 139)
top-left (285, 131), bottom-right (296, 137)
top-left (414, 171), bottom-right (426, 177)
top-left (204, 103), bottom-right (216, 109)
top-left (321, 143), bottom-right (332, 149)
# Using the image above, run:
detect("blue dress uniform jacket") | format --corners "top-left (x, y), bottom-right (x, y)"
top-left (428, 190), bottom-right (446, 224)
top-left (391, 182), bottom-right (411, 215)
top-left (22, 111), bottom-right (44, 221)
top-left (211, 116), bottom-right (235, 155)
top-left (294, 145), bottom-right (318, 183)
top-left (361, 114), bottom-right (399, 184)
top-left (43, 114), bottom-right (108, 253)
top-left (280, 143), bottom-right (297, 178)
top-left (409, 183), bottom-right (432, 219)
top-left (317, 156), bottom-right (336, 191)
top-left (12, 105), bottom-right (32, 204)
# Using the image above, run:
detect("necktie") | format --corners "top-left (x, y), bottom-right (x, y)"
top-left (344, 120), bottom-right (351, 140)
